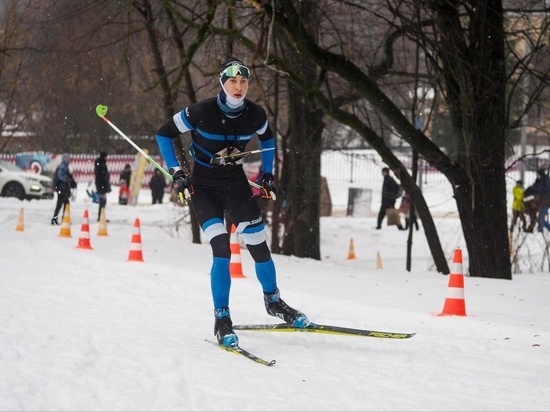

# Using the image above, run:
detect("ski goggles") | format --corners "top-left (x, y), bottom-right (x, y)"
top-left (220, 64), bottom-right (250, 78)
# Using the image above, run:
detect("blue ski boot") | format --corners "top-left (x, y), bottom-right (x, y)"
top-left (214, 307), bottom-right (239, 347)
top-left (264, 288), bottom-right (309, 327)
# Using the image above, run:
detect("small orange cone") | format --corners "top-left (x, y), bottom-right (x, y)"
top-left (75, 209), bottom-right (93, 250)
top-left (127, 218), bottom-right (144, 262)
top-left (229, 225), bottom-right (245, 278)
top-left (439, 248), bottom-right (467, 316)
top-left (58, 212), bottom-right (72, 238)
top-left (97, 209), bottom-right (108, 236)
top-left (347, 238), bottom-right (356, 260)
top-left (376, 251), bottom-right (383, 269)
top-left (64, 203), bottom-right (72, 224)
top-left (15, 208), bottom-right (24, 232)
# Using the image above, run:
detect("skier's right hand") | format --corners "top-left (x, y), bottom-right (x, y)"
top-left (172, 169), bottom-right (193, 199)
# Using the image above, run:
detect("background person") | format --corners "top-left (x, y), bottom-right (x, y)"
top-left (525, 168), bottom-right (550, 232)
top-left (118, 180), bottom-right (130, 205)
top-left (51, 153), bottom-right (76, 225)
top-left (376, 167), bottom-right (401, 229)
top-left (94, 151), bottom-right (111, 222)
top-left (149, 168), bottom-right (167, 204)
top-left (398, 193), bottom-right (418, 231)
top-left (510, 179), bottom-right (527, 232)
top-left (119, 164), bottom-right (132, 187)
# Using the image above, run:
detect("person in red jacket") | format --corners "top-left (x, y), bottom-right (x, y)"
top-left (118, 180), bottom-right (130, 205)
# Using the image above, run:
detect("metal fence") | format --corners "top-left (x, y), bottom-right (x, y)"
top-left (2, 149), bottom-right (529, 188)
top-left (321, 150), bottom-right (448, 185)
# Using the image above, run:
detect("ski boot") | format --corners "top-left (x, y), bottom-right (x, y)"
top-left (264, 288), bottom-right (309, 328)
top-left (214, 307), bottom-right (238, 347)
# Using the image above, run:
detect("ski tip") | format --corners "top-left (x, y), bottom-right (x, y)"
top-left (95, 104), bottom-right (108, 118)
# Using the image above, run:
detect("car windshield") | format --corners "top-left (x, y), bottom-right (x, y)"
top-left (0, 159), bottom-right (25, 172)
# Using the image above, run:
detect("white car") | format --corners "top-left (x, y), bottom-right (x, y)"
top-left (0, 159), bottom-right (54, 200)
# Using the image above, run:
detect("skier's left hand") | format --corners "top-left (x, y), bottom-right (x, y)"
top-left (261, 173), bottom-right (277, 199)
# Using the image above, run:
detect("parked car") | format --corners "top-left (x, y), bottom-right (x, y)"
top-left (0, 159), bottom-right (54, 200)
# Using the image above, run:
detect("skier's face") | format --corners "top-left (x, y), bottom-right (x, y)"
top-left (223, 75), bottom-right (249, 99)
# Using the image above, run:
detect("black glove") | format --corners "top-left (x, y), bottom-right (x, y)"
top-left (172, 170), bottom-right (193, 197)
top-left (261, 173), bottom-right (277, 199)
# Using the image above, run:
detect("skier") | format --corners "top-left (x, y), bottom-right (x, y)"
top-left (155, 57), bottom-right (309, 347)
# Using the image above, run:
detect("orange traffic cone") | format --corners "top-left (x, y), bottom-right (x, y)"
top-left (58, 211), bottom-right (72, 238)
top-left (97, 209), bottom-right (108, 236)
top-left (75, 209), bottom-right (93, 249)
top-left (439, 248), bottom-right (467, 316)
top-left (15, 208), bottom-right (24, 232)
top-left (63, 203), bottom-right (72, 224)
top-left (229, 225), bottom-right (245, 278)
top-left (127, 218), bottom-right (144, 262)
top-left (376, 251), bottom-right (383, 269)
top-left (347, 238), bottom-right (356, 260)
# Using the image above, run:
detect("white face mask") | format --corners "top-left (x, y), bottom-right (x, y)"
top-left (219, 78), bottom-right (246, 108)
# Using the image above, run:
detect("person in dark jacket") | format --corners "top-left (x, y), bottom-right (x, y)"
top-left (51, 153), bottom-right (76, 225)
top-left (149, 168), bottom-right (167, 204)
top-left (376, 167), bottom-right (401, 229)
top-left (525, 168), bottom-right (550, 232)
top-left (94, 151), bottom-right (111, 222)
top-left (155, 56), bottom-right (308, 348)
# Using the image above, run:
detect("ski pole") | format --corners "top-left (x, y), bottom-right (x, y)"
top-left (95, 104), bottom-right (190, 202)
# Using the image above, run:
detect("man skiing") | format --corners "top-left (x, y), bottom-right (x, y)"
top-left (155, 57), bottom-right (309, 347)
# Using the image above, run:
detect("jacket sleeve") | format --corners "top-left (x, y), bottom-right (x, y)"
top-left (156, 116), bottom-right (186, 169)
top-left (257, 109), bottom-right (275, 175)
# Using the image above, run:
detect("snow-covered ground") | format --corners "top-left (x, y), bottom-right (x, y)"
top-left (1, 179), bottom-right (549, 411)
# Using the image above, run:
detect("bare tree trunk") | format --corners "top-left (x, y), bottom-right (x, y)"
top-left (433, 0), bottom-right (511, 279)
top-left (286, 82), bottom-right (324, 259)
top-left (279, 0), bottom-right (323, 260)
